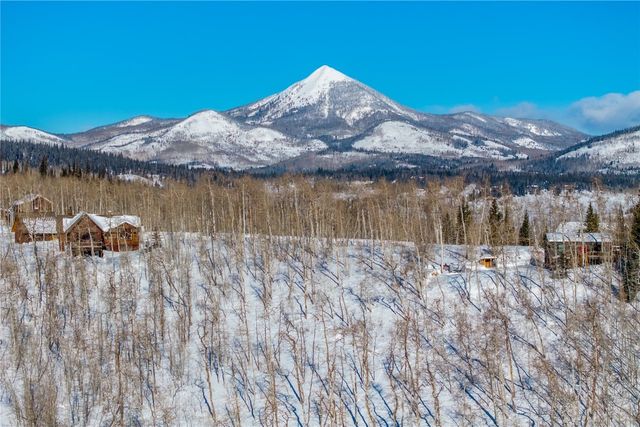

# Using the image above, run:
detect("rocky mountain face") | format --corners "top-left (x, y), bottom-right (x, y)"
top-left (1, 65), bottom-right (596, 170)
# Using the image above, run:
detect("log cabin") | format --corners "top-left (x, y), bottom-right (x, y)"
top-left (60, 212), bottom-right (142, 256)
top-left (12, 213), bottom-right (58, 243)
top-left (11, 194), bottom-right (54, 215)
top-left (102, 216), bottom-right (141, 251)
top-left (60, 212), bottom-right (106, 256)
top-left (9, 194), bottom-right (54, 227)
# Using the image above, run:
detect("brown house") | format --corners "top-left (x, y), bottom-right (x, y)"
top-left (12, 214), bottom-right (58, 243)
top-left (60, 213), bottom-right (105, 256)
top-left (544, 231), bottom-right (613, 270)
top-left (60, 212), bottom-right (142, 256)
top-left (9, 194), bottom-right (54, 227)
top-left (102, 216), bottom-right (141, 251)
top-left (11, 194), bottom-right (54, 215)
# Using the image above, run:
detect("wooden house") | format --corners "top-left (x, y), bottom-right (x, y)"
top-left (60, 213), bottom-right (105, 257)
top-left (11, 194), bottom-right (53, 215)
top-left (60, 212), bottom-right (142, 256)
top-left (544, 231), bottom-right (612, 270)
top-left (12, 213), bottom-right (58, 243)
top-left (102, 215), bottom-right (141, 251)
top-left (9, 194), bottom-right (54, 227)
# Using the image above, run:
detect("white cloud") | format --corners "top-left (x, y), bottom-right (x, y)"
top-left (447, 91), bottom-right (640, 135)
top-left (567, 91), bottom-right (640, 133)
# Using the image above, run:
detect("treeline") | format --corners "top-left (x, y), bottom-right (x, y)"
top-left (0, 140), bottom-right (201, 182)
top-left (1, 171), bottom-right (637, 249)
top-left (261, 159), bottom-right (640, 193)
top-left (2, 139), bottom-right (639, 193)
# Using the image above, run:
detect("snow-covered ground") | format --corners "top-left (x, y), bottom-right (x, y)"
top-left (0, 230), bottom-right (637, 425)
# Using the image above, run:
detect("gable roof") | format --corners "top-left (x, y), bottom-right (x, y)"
top-left (12, 194), bottom-right (52, 208)
top-left (63, 212), bottom-right (141, 233)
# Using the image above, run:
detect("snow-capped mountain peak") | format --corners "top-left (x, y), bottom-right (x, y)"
top-left (228, 65), bottom-right (424, 137)
top-left (295, 65), bottom-right (352, 95)
top-left (115, 116), bottom-right (154, 128)
top-left (165, 110), bottom-right (238, 140)
top-left (0, 125), bottom-right (66, 146)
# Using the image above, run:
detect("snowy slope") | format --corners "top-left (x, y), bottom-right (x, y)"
top-left (556, 126), bottom-right (640, 171)
top-left (229, 66), bottom-right (586, 152)
top-left (82, 110), bottom-right (327, 170)
top-left (228, 65), bottom-right (425, 139)
top-left (0, 234), bottom-right (637, 425)
top-left (353, 120), bottom-right (521, 160)
top-left (1, 65), bottom-right (588, 170)
top-left (0, 125), bottom-right (66, 145)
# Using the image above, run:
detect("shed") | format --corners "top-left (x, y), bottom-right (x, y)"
top-left (478, 255), bottom-right (497, 268)
top-left (476, 247), bottom-right (497, 269)
top-left (12, 214), bottom-right (58, 243)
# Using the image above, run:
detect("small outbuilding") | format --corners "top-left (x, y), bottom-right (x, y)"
top-left (478, 255), bottom-right (497, 268)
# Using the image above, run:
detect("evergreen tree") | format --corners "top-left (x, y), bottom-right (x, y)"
top-left (488, 198), bottom-right (502, 245)
top-left (584, 202), bottom-right (600, 232)
top-left (503, 204), bottom-right (513, 245)
top-left (39, 156), bottom-right (48, 177)
top-left (519, 211), bottom-right (531, 246)
top-left (442, 212), bottom-right (455, 244)
top-left (622, 194), bottom-right (640, 302)
top-left (456, 198), bottom-right (472, 244)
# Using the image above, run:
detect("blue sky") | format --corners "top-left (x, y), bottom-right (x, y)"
top-left (1, 1), bottom-right (639, 134)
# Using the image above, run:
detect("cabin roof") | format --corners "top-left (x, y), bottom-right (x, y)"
top-left (63, 212), bottom-right (141, 233)
top-left (555, 221), bottom-right (584, 234)
top-left (12, 193), bottom-right (51, 207)
top-left (546, 232), bottom-right (612, 243)
top-left (20, 216), bottom-right (57, 235)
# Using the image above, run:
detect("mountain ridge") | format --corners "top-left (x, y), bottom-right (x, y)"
top-left (1, 65), bottom-right (597, 170)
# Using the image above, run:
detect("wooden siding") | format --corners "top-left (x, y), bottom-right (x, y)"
top-left (61, 215), bottom-right (104, 256)
top-left (13, 196), bottom-right (53, 214)
top-left (544, 240), bottom-right (613, 270)
top-left (11, 215), bottom-right (58, 244)
top-left (104, 223), bottom-right (140, 252)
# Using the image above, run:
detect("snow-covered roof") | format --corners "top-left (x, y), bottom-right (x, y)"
top-left (63, 212), bottom-right (141, 233)
top-left (20, 216), bottom-right (57, 235)
top-left (555, 221), bottom-right (584, 234)
top-left (546, 232), bottom-right (611, 243)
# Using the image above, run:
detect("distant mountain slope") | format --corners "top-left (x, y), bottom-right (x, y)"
top-left (555, 126), bottom-right (640, 172)
top-left (0, 125), bottom-right (66, 146)
top-left (71, 110), bottom-right (326, 170)
top-left (352, 121), bottom-right (523, 160)
top-left (1, 65), bottom-right (588, 169)
top-left (228, 65), bottom-right (586, 155)
top-left (228, 65), bottom-right (425, 139)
